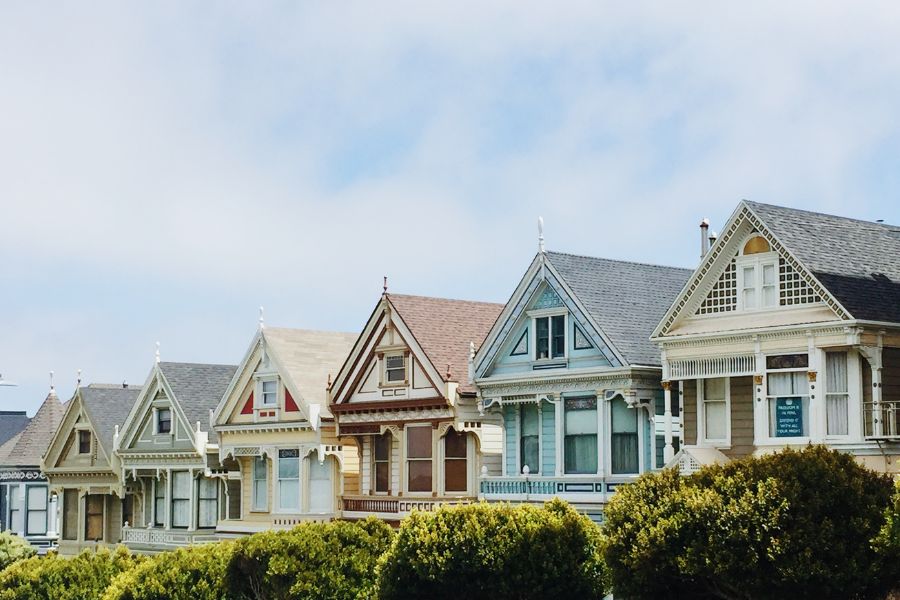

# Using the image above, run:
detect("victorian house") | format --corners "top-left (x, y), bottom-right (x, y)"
top-left (654, 201), bottom-right (900, 475)
top-left (42, 383), bottom-right (141, 555)
top-left (473, 248), bottom-right (691, 523)
top-left (0, 386), bottom-right (65, 552)
top-left (330, 292), bottom-right (504, 523)
top-left (116, 360), bottom-right (236, 552)
top-left (212, 326), bottom-right (356, 534)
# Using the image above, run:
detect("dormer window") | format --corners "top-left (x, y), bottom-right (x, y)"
top-left (157, 408), bottom-right (172, 434)
top-left (535, 315), bottom-right (565, 360)
top-left (261, 380), bottom-right (277, 406)
top-left (78, 430), bottom-right (91, 454)
top-left (385, 354), bottom-right (406, 384)
top-left (737, 237), bottom-right (777, 311)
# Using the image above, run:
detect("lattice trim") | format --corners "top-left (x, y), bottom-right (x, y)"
top-left (696, 262), bottom-right (736, 315)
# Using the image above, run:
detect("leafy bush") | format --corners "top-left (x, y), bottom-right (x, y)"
top-left (225, 518), bottom-right (394, 600)
top-left (603, 446), bottom-right (896, 600)
top-left (0, 531), bottom-right (35, 571)
top-left (376, 499), bottom-right (608, 600)
top-left (0, 546), bottom-right (140, 600)
top-left (873, 479), bottom-right (900, 597)
top-left (102, 542), bottom-right (233, 600)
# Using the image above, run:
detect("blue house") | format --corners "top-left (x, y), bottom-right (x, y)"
top-left (473, 246), bottom-right (691, 521)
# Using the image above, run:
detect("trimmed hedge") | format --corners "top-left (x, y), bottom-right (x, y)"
top-left (0, 531), bottom-right (35, 571)
top-left (0, 546), bottom-right (140, 600)
top-left (376, 499), bottom-right (608, 600)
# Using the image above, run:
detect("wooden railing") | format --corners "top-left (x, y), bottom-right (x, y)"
top-left (341, 496), bottom-right (473, 516)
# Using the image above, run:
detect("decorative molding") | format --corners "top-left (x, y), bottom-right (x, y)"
top-left (0, 470), bottom-right (46, 481)
top-left (338, 406), bottom-right (454, 424)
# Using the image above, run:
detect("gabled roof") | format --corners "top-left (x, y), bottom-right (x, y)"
top-left (0, 390), bottom-right (65, 467)
top-left (545, 252), bottom-right (692, 366)
top-left (387, 294), bottom-right (504, 394)
top-left (158, 362), bottom-right (237, 443)
top-left (79, 384), bottom-right (142, 458)
top-left (745, 201), bottom-right (900, 323)
top-left (0, 411), bottom-right (29, 447)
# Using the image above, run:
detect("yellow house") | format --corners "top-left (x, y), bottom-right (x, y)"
top-left (212, 326), bottom-right (356, 534)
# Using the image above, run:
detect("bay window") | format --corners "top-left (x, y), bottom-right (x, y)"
top-left (766, 354), bottom-right (810, 438)
top-left (252, 456), bottom-right (268, 510)
top-left (277, 449), bottom-right (300, 511)
top-left (444, 430), bottom-right (468, 493)
top-left (519, 404), bottom-right (540, 474)
top-left (171, 471), bottom-right (190, 528)
top-left (610, 398), bottom-right (639, 474)
top-left (825, 351), bottom-right (849, 436)
top-left (406, 426), bottom-right (432, 493)
top-left (564, 397), bottom-right (598, 474)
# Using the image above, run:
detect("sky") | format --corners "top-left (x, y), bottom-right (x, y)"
top-left (3, 2), bottom-right (900, 415)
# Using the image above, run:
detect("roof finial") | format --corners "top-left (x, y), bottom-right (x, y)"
top-left (446, 363), bottom-right (453, 380)
top-left (49, 370), bottom-right (55, 392)
top-left (538, 216), bottom-right (545, 253)
top-left (383, 276), bottom-right (388, 295)
top-left (259, 306), bottom-right (265, 330)
top-left (77, 369), bottom-right (82, 386)
top-left (327, 373), bottom-right (333, 389)
top-left (155, 341), bottom-right (161, 364)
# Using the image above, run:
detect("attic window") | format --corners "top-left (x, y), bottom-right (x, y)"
top-left (743, 236), bottom-right (771, 255)
top-left (78, 430), bottom-right (91, 454)
top-left (385, 354), bottom-right (406, 383)
top-left (261, 380), bottom-right (277, 406)
top-left (157, 408), bottom-right (172, 434)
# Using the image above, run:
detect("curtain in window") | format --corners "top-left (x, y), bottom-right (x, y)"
top-left (520, 404), bottom-right (540, 474)
top-left (278, 453), bottom-right (300, 511)
top-left (171, 471), bottom-right (191, 528)
top-left (253, 457), bottom-right (267, 510)
top-left (610, 398), bottom-right (638, 474)
top-left (767, 371), bottom-right (809, 437)
top-left (444, 431), bottom-right (468, 492)
top-left (197, 478), bottom-right (218, 528)
top-left (767, 371), bottom-right (808, 396)
top-left (564, 398), bottom-right (598, 474)
top-left (26, 486), bottom-right (48, 536)
top-left (826, 352), bottom-right (849, 436)
top-left (374, 434), bottom-right (391, 492)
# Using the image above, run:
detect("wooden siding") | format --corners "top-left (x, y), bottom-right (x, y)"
top-left (726, 376), bottom-right (754, 459)
top-left (682, 379), bottom-right (697, 445)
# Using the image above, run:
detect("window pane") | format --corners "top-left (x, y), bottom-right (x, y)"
top-left (767, 371), bottom-right (808, 396)
top-left (704, 378), bottom-right (726, 401)
top-left (551, 315), bottom-right (565, 358)
top-left (375, 462), bottom-right (390, 492)
top-left (827, 395), bottom-right (849, 436)
top-left (407, 427), bottom-right (432, 458)
top-left (535, 317), bottom-right (549, 359)
top-left (565, 434), bottom-right (597, 474)
top-left (520, 435), bottom-right (539, 473)
top-left (565, 398), bottom-right (598, 434)
top-left (826, 352), bottom-right (848, 394)
top-left (253, 457), bottom-right (267, 481)
top-left (611, 432), bottom-right (639, 474)
top-left (63, 490), bottom-right (78, 540)
top-left (79, 431), bottom-right (91, 454)
top-left (407, 461), bottom-right (432, 492)
top-left (766, 354), bottom-right (809, 369)
top-left (705, 401), bottom-right (726, 439)
top-left (610, 398), bottom-right (637, 434)
top-left (444, 459), bottom-right (467, 492)
top-left (279, 481), bottom-right (299, 511)
top-left (521, 404), bottom-right (539, 435)
top-left (374, 434), bottom-right (391, 461)
top-left (262, 380), bottom-right (277, 404)
top-left (172, 471), bottom-right (191, 498)
top-left (279, 456), bottom-right (299, 479)
top-left (444, 431), bottom-right (467, 458)
top-left (762, 285), bottom-right (777, 307)
top-left (85, 494), bottom-right (103, 540)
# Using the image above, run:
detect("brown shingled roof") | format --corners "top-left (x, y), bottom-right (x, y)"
top-left (0, 390), bottom-right (65, 467)
top-left (387, 294), bottom-right (504, 394)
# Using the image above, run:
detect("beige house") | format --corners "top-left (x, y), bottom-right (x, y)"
top-left (330, 293), bottom-right (504, 522)
top-left (654, 201), bottom-right (900, 475)
top-left (212, 326), bottom-right (356, 534)
top-left (42, 384), bottom-right (141, 555)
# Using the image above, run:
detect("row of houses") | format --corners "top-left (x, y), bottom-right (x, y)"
top-left (2, 200), bottom-right (899, 554)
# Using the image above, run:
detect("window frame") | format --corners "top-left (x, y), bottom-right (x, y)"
top-left (372, 433), bottom-right (392, 494)
top-left (609, 396), bottom-right (640, 475)
top-left (442, 429), bottom-right (469, 495)
top-left (531, 310), bottom-right (567, 361)
top-left (170, 471), bottom-right (191, 529)
top-left (761, 353), bottom-right (811, 443)
top-left (78, 429), bottom-right (92, 455)
top-left (252, 456), bottom-right (268, 512)
top-left (564, 396), bottom-right (599, 475)
top-left (153, 477), bottom-right (166, 527)
top-left (736, 252), bottom-right (779, 312)
top-left (197, 477), bottom-right (218, 529)
top-left (259, 378), bottom-right (278, 407)
top-left (517, 403), bottom-right (540, 475)
top-left (83, 493), bottom-right (104, 541)
top-left (155, 407), bottom-right (172, 435)
top-left (405, 425), bottom-right (433, 495)
top-left (698, 377), bottom-right (731, 446)
top-left (276, 449), bottom-right (301, 513)
top-left (24, 484), bottom-right (48, 537)
top-left (824, 349), bottom-right (855, 440)
top-left (382, 353), bottom-right (408, 386)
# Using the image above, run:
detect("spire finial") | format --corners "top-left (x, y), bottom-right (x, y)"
top-left (327, 373), bottom-right (333, 389)
top-left (76, 369), bottom-right (82, 386)
top-left (49, 370), bottom-right (55, 392)
top-left (155, 341), bottom-right (161, 364)
top-left (383, 276), bottom-right (388, 294)
top-left (538, 216), bottom-right (545, 253)
top-left (446, 363), bottom-right (453, 380)
top-left (259, 306), bottom-right (265, 330)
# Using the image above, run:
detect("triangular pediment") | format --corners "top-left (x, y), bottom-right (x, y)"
top-left (654, 203), bottom-right (850, 338)
top-left (119, 366), bottom-right (197, 453)
top-left (43, 392), bottom-right (110, 472)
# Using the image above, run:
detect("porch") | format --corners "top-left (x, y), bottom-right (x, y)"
top-left (120, 525), bottom-right (223, 552)
top-left (479, 474), bottom-right (629, 505)
top-left (340, 495), bottom-right (474, 521)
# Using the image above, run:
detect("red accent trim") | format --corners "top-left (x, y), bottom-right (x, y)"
top-left (240, 393), bottom-right (254, 415)
top-left (285, 389), bottom-right (300, 412)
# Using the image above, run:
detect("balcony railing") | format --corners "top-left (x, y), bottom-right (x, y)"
top-left (121, 526), bottom-right (220, 549)
top-left (864, 400), bottom-right (900, 440)
top-left (340, 495), bottom-right (473, 518)
top-left (479, 474), bottom-right (632, 502)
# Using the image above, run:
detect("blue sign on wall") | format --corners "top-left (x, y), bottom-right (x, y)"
top-left (775, 397), bottom-right (804, 437)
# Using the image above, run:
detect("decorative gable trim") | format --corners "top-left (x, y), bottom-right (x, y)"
top-left (42, 390), bottom-right (111, 473)
top-left (285, 389), bottom-right (300, 412)
top-left (653, 202), bottom-right (852, 338)
top-left (119, 365), bottom-right (196, 452)
top-left (240, 394), bottom-right (254, 415)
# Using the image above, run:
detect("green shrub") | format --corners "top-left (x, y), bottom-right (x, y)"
top-left (603, 446), bottom-right (896, 600)
top-left (0, 531), bottom-right (35, 571)
top-left (0, 546), bottom-right (139, 600)
top-left (102, 542), bottom-right (233, 600)
top-left (873, 479), bottom-right (900, 597)
top-left (225, 518), bottom-right (394, 600)
top-left (376, 499), bottom-right (608, 600)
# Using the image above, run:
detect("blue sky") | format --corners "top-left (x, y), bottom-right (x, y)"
top-left (3, 2), bottom-right (900, 415)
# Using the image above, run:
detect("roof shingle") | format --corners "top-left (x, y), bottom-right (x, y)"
top-left (0, 391), bottom-right (66, 467)
top-left (0, 411), bottom-right (29, 448)
top-left (158, 362), bottom-right (237, 443)
top-left (80, 384), bottom-right (142, 457)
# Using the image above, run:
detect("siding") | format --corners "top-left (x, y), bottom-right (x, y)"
top-left (480, 424), bottom-right (503, 476)
top-left (682, 379), bottom-right (697, 445)
top-left (503, 405), bottom-right (517, 475)
top-left (541, 401), bottom-right (556, 475)
top-left (726, 376), bottom-right (754, 459)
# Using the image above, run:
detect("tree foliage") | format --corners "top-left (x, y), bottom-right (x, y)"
top-left (376, 499), bottom-right (608, 600)
top-left (603, 446), bottom-right (897, 600)
top-left (0, 531), bottom-right (35, 572)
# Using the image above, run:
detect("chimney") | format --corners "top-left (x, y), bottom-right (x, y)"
top-left (708, 230), bottom-right (718, 250)
top-left (699, 218), bottom-right (710, 259)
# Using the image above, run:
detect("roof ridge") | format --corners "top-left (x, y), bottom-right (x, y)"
top-left (545, 250), bottom-right (693, 273)
top-left (744, 200), bottom-right (900, 230)
top-left (387, 293), bottom-right (505, 307)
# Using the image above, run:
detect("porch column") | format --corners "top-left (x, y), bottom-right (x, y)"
top-left (873, 349), bottom-right (884, 438)
top-left (47, 491), bottom-right (58, 538)
top-left (662, 381), bottom-right (675, 463)
top-left (555, 397), bottom-right (564, 477)
top-left (188, 469), bottom-right (197, 531)
top-left (165, 469), bottom-right (172, 529)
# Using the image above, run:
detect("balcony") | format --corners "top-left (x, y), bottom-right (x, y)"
top-left (340, 495), bottom-right (473, 521)
top-left (864, 400), bottom-right (900, 440)
top-left (479, 474), bottom-right (632, 505)
top-left (120, 526), bottom-right (221, 552)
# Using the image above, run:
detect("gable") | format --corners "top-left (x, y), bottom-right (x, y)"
top-left (44, 394), bottom-right (110, 472)
top-left (657, 203), bottom-right (848, 338)
top-left (119, 369), bottom-right (197, 453)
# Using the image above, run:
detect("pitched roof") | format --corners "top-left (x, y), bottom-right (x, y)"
top-left (746, 201), bottom-right (900, 323)
top-left (546, 251), bottom-right (693, 366)
top-left (262, 328), bottom-right (357, 414)
top-left (0, 411), bottom-right (29, 447)
top-left (0, 390), bottom-right (66, 467)
top-left (79, 384), bottom-right (142, 457)
top-left (158, 362), bottom-right (237, 443)
top-left (387, 294), bottom-right (504, 394)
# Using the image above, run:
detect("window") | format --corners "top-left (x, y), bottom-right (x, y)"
top-left (535, 315), bottom-right (565, 360)
top-left (197, 478), bottom-right (218, 528)
top-left (406, 426), bottom-right (432, 493)
top-left (738, 254), bottom-right (778, 311)
top-left (252, 457), bottom-right (268, 511)
top-left (84, 494), bottom-right (103, 540)
top-left (78, 430), bottom-right (91, 454)
top-left (171, 471), bottom-right (190, 528)
top-left (157, 408), bottom-right (172, 434)
top-left (373, 434), bottom-right (391, 493)
top-left (564, 397), bottom-right (598, 474)
top-left (701, 378), bottom-right (729, 443)
top-left (766, 354), bottom-right (810, 438)
top-left (611, 398), bottom-right (639, 474)
top-left (444, 430), bottom-right (468, 493)
top-left (385, 354), bottom-right (406, 384)
top-left (655, 435), bottom-right (681, 468)
top-left (826, 352), bottom-right (849, 436)
top-left (519, 404), bottom-right (540, 474)
top-left (122, 494), bottom-right (134, 529)
top-left (8, 486), bottom-right (22, 533)
top-left (26, 486), bottom-right (48, 536)
top-left (261, 380), bottom-right (277, 406)
top-left (62, 490), bottom-right (78, 540)
top-left (277, 449), bottom-right (300, 511)
top-left (154, 478), bottom-right (166, 526)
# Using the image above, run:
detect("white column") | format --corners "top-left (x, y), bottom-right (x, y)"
top-left (663, 381), bottom-right (675, 463)
top-left (873, 349), bottom-right (884, 437)
top-left (188, 470), bottom-right (197, 531)
top-left (47, 491), bottom-right (59, 538)
top-left (165, 469), bottom-right (172, 529)
top-left (555, 396), bottom-right (564, 477)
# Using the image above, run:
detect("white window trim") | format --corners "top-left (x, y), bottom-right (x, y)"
top-left (381, 352), bottom-right (409, 387)
top-left (697, 377), bottom-right (731, 447)
top-left (275, 449), bottom-right (302, 514)
top-left (404, 425), bottom-right (434, 496)
top-left (255, 376), bottom-right (279, 409)
top-left (757, 356), bottom-right (812, 446)
top-left (372, 434), bottom-right (392, 495)
top-left (821, 348), bottom-right (862, 442)
top-left (154, 407), bottom-right (173, 436)
top-left (604, 395), bottom-right (642, 476)
top-left (530, 310), bottom-right (568, 362)
top-left (735, 252), bottom-right (778, 312)
top-left (251, 456), bottom-right (268, 512)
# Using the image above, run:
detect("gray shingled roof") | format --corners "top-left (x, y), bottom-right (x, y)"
top-left (546, 251), bottom-right (693, 366)
top-left (158, 362), bottom-right (237, 443)
top-left (0, 391), bottom-right (65, 467)
top-left (746, 201), bottom-right (900, 323)
top-left (80, 384), bottom-right (142, 457)
top-left (0, 412), bottom-right (29, 447)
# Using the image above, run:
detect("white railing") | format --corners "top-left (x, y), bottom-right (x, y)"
top-left (864, 400), bottom-right (900, 440)
top-left (669, 354), bottom-right (756, 379)
top-left (121, 526), bottom-right (220, 548)
top-left (479, 475), bottom-right (619, 501)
